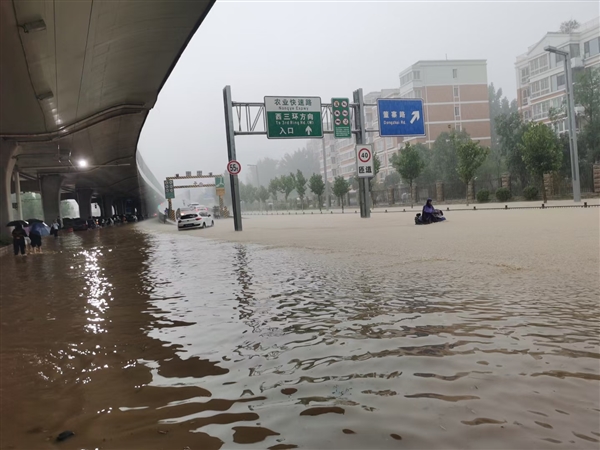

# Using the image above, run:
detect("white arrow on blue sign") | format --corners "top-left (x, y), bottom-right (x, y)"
top-left (377, 98), bottom-right (425, 137)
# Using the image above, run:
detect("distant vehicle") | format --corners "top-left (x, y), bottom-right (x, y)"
top-left (72, 219), bottom-right (88, 231)
top-left (177, 212), bottom-right (214, 230)
top-left (188, 203), bottom-right (209, 214)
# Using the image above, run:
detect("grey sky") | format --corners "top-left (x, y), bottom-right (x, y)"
top-left (139, 1), bottom-right (597, 183)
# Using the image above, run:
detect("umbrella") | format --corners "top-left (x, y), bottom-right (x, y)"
top-left (6, 220), bottom-right (28, 227)
top-left (30, 222), bottom-right (50, 236)
top-left (26, 218), bottom-right (44, 224)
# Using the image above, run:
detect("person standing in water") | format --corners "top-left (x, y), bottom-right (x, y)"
top-left (51, 220), bottom-right (60, 238)
top-left (12, 224), bottom-right (27, 257)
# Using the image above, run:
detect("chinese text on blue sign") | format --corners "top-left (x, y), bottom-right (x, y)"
top-left (377, 98), bottom-right (425, 137)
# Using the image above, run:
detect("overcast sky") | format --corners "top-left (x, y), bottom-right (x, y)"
top-left (139, 0), bottom-right (598, 183)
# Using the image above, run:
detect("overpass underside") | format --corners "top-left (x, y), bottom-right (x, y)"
top-left (0, 0), bottom-right (214, 238)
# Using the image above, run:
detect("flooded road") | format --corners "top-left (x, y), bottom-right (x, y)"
top-left (1, 221), bottom-right (599, 449)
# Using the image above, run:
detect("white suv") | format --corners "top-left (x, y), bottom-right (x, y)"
top-left (177, 212), bottom-right (214, 230)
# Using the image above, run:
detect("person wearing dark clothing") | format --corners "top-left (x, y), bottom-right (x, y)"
top-left (12, 224), bottom-right (27, 256)
top-left (422, 198), bottom-right (443, 224)
top-left (56, 217), bottom-right (62, 229)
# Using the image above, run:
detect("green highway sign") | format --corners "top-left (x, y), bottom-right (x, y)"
top-left (215, 175), bottom-right (225, 188)
top-left (265, 96), bottom-right (322, 139)
top-left (164, 179), bottom-right (175, 199)
top-left (332, 97), bottom-right (351, 138)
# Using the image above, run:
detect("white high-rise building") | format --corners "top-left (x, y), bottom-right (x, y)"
top-left (515, 17), bottom-right (599, 133)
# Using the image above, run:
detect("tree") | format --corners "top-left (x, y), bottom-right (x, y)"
top-left (257, 186), bottom-right (270, 207)
top-left (384, 172), bottom-right (402, 188)
top-left (332, 176), bottom-right (350, 212)
top-left (575, 68), bottom-right (600, 163)
top-left (496, 112), bottom-right (531, 188)
top-left (559, 19), bottom-right (580, 33)
top-left (455, 138), bottom-right (490, 205)
top-left (279, 174), bottom-right (295, 203)
top-left (370, 153), bottom-right (382, 206)
top-left (268, 178), bottom-right (280, 201)
top-left (348, 176), bottom-right (359, 190)
top-left (308, 173), bottom-right (325, 212)
top-left (391, 143), bottom-right (425, 207)
top-left (295, 170), bottom-right (307, 210)
top-left (278, 148), bottom-right (320, 177)
top-left (521, 122), bottom-right (562, 203)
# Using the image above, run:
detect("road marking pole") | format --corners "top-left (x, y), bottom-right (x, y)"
top-left (223, 86), bottom-right (242, 231)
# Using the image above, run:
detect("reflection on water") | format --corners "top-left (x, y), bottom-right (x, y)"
top-left (1, 225), bottom-right (598, 449)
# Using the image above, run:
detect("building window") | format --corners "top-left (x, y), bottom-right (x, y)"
top-left (584, 37), bottom-right (600, 57)
top-left (522, 88), bottom-right (529, 105)
top-left (530, 77), bottom-right (550, 98)
top-left (520, 67), bottom-right (530, 84)
top-left (570, 43), bottom-right (580, 58)
top-left (400, 72), bottom-right (413, 86)
top-left (385, 137), bottom-right (394, 149)
top-left (453, 86), bottom-right (459, 98)
top-left (523, 110), bottom-right (531, 120)
top-left (452, 68), bottom-right (458, 78)
top-left (529, 54), bottom-right (549, 76)
top-left (556, 74), bottom-right (565, 89)
top-left (413, 70), bottom-right (421, 80)
top-left (454, 106), bottom-right (460, 117)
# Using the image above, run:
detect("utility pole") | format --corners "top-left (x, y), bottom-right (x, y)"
top-left (353, 88), bottom-right (370, 218)
top-left (321, 137), bottom-right (330, 208)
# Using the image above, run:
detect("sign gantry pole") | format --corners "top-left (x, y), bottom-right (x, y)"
top-left (223, 85), bottom-right (242, 231)
top-left (353, 88), bottom-right (370, 219)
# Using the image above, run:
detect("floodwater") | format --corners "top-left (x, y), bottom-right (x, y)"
top-left (1, 223), bottom-right (598, 449)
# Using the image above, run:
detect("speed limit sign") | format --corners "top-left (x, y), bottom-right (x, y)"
top-left (227, 160), bottom-right (242, 176)
top-left (355, 144), bottom-right (374, 178)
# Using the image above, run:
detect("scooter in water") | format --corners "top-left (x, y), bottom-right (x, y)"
top-left (415, 210), bottom-right (446, 225)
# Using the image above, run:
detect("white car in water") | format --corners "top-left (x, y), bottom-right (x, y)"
top-left (177, 211), bottom-right (214, 230)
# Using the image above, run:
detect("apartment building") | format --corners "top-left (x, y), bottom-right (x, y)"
top-left (515, 17), bottom-right (599, 132)
top-left (397, 60), bottom-right (491, 149)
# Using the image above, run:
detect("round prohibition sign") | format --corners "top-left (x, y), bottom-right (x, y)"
top-left (227, 160), bottom-right (242, 175)
top-left (358, 147), bottom-right (372, 163)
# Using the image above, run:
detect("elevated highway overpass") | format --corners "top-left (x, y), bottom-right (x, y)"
top-left (0, 0), bottom-right (215, 239)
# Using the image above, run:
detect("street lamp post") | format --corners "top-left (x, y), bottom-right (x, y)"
top-left (544, 45), bottom-right (581, 202)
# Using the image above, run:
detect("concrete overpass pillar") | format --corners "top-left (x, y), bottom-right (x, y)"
top-left (77, 189), bottom-right (93, 219)
top-left (115, 198), bottom-right (125, 215)
top-left (14, 171), bottom-right (23, 220)
top-left (102, 195), bottom-right (114, 217)
top-left (41, 175), bottom-right (64, 224)
top-left (0, 141), bottom-right (17, 241)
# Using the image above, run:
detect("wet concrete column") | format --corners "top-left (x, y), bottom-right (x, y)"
top-left (436, 181), bottom-right (444, 203)
top-left (0, 141), bottom-right (17, 241)
top-left (593, 165), bottom-right (600, 193)
top-left (41, 175), bottom-right (64, 224)
top-left (77, 189), bottom-right (93, 219)
top-left (14, 171), bottom-right (23, 220)
top-left (102, 195), bottom-right (114, 217)
top-left (115, 199), bottom-right (125, 215)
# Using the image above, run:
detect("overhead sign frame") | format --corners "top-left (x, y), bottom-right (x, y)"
top-left (332, 97), bottom-right (351, 138)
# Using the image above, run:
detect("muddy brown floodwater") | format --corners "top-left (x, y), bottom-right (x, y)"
top-left (1, 213), bottom-right (599, 450)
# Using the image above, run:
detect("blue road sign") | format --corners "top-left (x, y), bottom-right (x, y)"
top-left (377, 98), bottom-right (425, 137)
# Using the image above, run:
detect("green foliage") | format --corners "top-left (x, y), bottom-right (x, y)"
top-left (384, 172), bottom-right (402, 187)
top-left (279, 174), bottom-right (296, 201)
top-left (332, 176), bottom-right (350, 212)
top-left (523, 186), bottom-right (539, 201)
top-left (574, 68), bottom-right (600, 163)
top-left (373, 152), bottom-right (381, 177)
top-left (239, 182), bottom-right (257, 204)
top-left (495, 187), bottom-right (512, 202)
top-left (257, 186), bottom-right (270, 203)
top-left (495, 112), bottom-right (531, 187)
top-left (521, 122), bottom-right (562, 195)
top-left (348, 176), bottom-right (359, 190)
top-left (268, 178), bottom-right (280, 201)
top-left (391, 143), bottom-right (425, 186)
top-left (295, 170), bottom-right (307, 200)
top-left (476, 189), bottom-right (490, 203)
top-left (455, 138), bottom-right (489, 199)
top-left (308, 173), bottom-right (325, 211)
